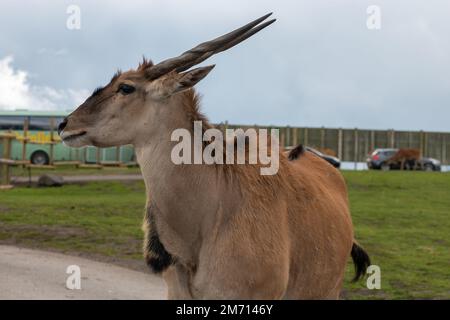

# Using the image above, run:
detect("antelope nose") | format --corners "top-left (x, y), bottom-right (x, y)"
top-left (58, 118), bottom-right (68, 135)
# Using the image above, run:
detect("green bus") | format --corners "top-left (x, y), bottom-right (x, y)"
top-left (0, 110), bottom-right (135, 165)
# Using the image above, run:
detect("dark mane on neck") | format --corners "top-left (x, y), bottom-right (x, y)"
top-left (181, 89), bottom-right (213, 131)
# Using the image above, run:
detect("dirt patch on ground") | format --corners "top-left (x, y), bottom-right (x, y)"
top-left (0, 223), bottom-right (88, 239)
top-left (340, 287), bottom-right (389, 299)
top-left (389, 279), bottom-right (408, 290)
top-left (0, 206), bottom-right (11, 213)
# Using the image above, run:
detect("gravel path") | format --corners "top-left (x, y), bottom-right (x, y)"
top-left (0, 245), bottom-right (166, 300)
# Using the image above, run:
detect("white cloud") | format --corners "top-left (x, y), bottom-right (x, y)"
top-left (0, 55), bottom-right (89, 111)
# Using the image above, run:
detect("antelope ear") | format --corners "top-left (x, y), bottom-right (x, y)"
top-left (146, 65), bottom-right (215, 100)
top-left (172, 65), bottom-right (215, 94)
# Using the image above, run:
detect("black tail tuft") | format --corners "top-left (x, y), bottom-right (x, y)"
top-left (288, 144), bottom-right (305, 161)
top-left (351, 242), bottom-right (371, 282)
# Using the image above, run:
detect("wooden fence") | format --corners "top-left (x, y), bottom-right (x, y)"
top-left (222, 124), bottom-right (450, 164)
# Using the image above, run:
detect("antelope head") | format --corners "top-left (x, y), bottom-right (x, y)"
top-left (58, 13), bottom-right (275, 148)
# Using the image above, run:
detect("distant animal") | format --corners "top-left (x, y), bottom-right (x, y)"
top-left (58, 13), bottom-right (370, 299)
top-left (388, 148), bottom-right (421, 170)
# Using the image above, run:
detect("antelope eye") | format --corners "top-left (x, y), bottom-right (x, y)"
top-left (118, 83), bottom-right (135, 95)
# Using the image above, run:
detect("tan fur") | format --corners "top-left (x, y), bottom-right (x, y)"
top-left (61, 60), bottom-right (356, 300)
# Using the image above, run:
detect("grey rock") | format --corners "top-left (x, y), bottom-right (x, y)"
top-left (37, 174), bottom-right (64, 187)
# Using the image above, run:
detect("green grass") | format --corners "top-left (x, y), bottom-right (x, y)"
top-left (0, 171), bottom-right (449, 299)
top-left (0, 181), bottom-right (146, 263)
top-left (343, 171), bottom-right (450, 299)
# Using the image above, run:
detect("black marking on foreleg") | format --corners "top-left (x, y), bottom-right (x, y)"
top-left (143, 204), bottom-right (175, 273)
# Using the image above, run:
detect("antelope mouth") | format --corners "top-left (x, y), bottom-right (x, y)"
top-left (61, 130), bottom-right (87, 142)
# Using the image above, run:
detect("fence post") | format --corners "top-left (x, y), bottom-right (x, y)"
top-left (424, 132), bottom-right (428, 157)
top-left (304, 128), bottom-right (309, 146)
top-left (370, 130), bottom-right (375, 151)
top-left (390, 129), bottom-right (395, 148)
top-left (22, 118), bottom-right (29, 165)
top-left (443, 134), bottom-right (447, 165)
top-left (298, 127), bottom-right (302, 145)
top-left (419, 130), bottom-right (424, 157)
top-left (286, 126), bottom-right (291, 147)
top-left (338, 128), bottom-right (343, 160)
top-left (320, 127), bottom-right (325, 149)
top-left (280, 127), bottom-right (286, 148)
top-left (292, 127), bottom-right (298, 147)
top-left (364, 130), bottom-right (370, 158)
top-left (49, 117), bottom-right (55, 165)
top-left (0, 133), bottom-right (15, 188)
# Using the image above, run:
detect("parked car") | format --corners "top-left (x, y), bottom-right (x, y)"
top-left (366, 148), bottom-right (441, 171)
top-left (305, 146), bottom-right (341, 168)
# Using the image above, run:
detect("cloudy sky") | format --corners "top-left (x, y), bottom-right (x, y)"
top-left (0, 0), bottom-right (449, 131)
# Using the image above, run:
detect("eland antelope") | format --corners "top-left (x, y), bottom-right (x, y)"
top-left (58, 13), bottom-right (370, 299)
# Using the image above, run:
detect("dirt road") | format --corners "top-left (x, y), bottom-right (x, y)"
top-left (0, 245), bottom-right (166, 300)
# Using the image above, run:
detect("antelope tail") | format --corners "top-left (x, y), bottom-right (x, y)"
top-left (351, 241), bottom-right (371, 282)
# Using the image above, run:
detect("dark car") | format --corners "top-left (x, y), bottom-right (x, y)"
top-left (366, 148), bottom-right (441, 171)
top-left (305, 146), bottom-right (341, 168)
